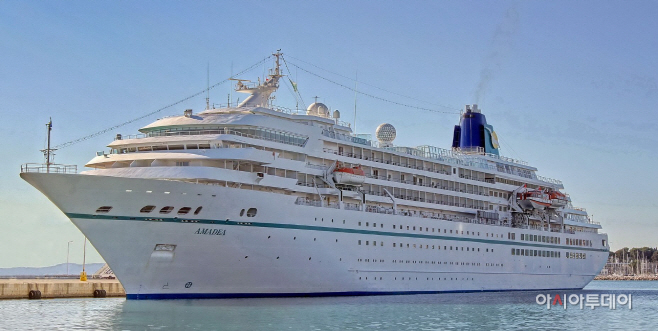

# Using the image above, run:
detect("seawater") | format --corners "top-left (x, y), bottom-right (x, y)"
top-left (1, 281), bottom-right (657, 330)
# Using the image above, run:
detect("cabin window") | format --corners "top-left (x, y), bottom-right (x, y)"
top-left (176, 162), bottom-right (190, 167)
top-left (95, 206), bottom-right (112, 213)
top-left (140, 205), bottom-right (156, 213)
top-left (168, 145), bottom-right (185, 150)
top-left (246, 208), bottom-right (257, 217)
top-left (159, 206), bottom-right (174, 214)
top-left (193, 206), bottom-right (203, 215)
top-left (240, 209), bottom-right (245, 216)
top-left (177, 207), bottom-right (191, 215)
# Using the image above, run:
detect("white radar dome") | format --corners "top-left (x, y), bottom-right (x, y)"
top-left (306, 102), bottom-right (330, 118)
top-left (376, 123), bottom-right (396, 143)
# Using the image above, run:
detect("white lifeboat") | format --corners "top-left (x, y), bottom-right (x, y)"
top-left (517, 188), bottom-right (551, 210)
top-left (547, 189), bottom-right (568, 208)
top-left (332, 162), bottom-right (365, 186)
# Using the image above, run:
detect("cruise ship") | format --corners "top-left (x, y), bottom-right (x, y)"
top-left (21, 52), bottom-right (609, 299)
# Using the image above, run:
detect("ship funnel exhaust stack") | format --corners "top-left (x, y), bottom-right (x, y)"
top-left (452, 104), bottom-right (499, 155)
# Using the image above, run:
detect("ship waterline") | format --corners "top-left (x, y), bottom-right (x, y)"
top-left (21, 52), bottom-right (608, 299)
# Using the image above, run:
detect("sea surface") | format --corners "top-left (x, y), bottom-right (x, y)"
top-left (1, 281), bottom-right (656, 331)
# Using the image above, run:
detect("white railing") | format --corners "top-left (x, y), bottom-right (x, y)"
top-left (21, 163), bottom-right (77, 174)
top-left (115, 128), bottom-right (307, 148)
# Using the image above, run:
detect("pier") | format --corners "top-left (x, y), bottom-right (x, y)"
top-left (0, 278), bottom-right (125, 300)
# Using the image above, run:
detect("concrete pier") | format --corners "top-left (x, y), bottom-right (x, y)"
top-left (0, 278), bottom-right (125, 299)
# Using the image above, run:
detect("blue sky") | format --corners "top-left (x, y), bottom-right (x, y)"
top-left (1, 1), bottom-right (656, 267)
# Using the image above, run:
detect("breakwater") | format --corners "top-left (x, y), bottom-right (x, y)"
top-left (0, 278), bottom-right (125, 299)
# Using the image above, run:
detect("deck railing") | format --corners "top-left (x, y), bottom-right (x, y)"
top-left (21, 163), bottom-right (78, 174)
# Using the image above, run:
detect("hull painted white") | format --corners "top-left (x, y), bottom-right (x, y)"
top-left (22, 173), bottom-right (609, 299)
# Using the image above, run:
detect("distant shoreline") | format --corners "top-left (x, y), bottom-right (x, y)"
top-left (595, 275), bottom-right (658, 281)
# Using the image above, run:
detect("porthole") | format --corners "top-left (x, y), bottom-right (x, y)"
top-left (95, 206), bottom-right (112, 213)
top-left (246, 208), bottom-right (257, 217)
top-left (239, 209), bottom-right (245, 216)
top-left (193, 206), bottom-right (203, 215)
top-left (177, 207), bottom-right (191, 215)
top-left (140, 205), bottom-right (156, 213)
top-left (159, 206), bottom-right (174, 214)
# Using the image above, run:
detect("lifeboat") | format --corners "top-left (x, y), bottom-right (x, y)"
top-left (332, 162), bottom-right (365, 186)
top-left (517, 189), bottom-right (551, 210)
top-left (547, 189), bottom-right (568, 208)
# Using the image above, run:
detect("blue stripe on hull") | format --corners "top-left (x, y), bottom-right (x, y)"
top-left (126, 288), bottom-right (583, 300)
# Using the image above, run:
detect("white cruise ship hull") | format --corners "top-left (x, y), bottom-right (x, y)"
top-left (22, 173), bottom-right (609, 299)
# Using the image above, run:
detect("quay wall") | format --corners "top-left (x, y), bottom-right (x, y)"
top-left (0, 279), bottom-right (125, 299)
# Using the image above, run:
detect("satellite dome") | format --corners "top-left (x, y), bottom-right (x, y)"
top-left (376, 123), bottom-right (396, 143)
top-left (306, 102), bottom-right (330, 117)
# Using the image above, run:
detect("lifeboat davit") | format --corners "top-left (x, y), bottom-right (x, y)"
top-left (517, 189), bottom-right (551, 210)
top-left (547, 190), bottom-right (568, 208)
top-left (333, 162), bottom-right (365, 186)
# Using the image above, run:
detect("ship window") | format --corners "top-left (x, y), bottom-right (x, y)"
top-left (186, 144), bottom-right (199, 150)
top-left (140, 205), bottom-right (156, 213)
top-left (358, 240), bottom-right (361, 245)
top-left (168, 145), bottom-right (185, 150)
top-left (198, 144), bottom-right (211, 149)
top-left (393, 225), bottom-right (396, 229)
top-left (95, 206), bottom-right (112, 213)
top-left (159, 206), bottom-right (174, 214)
top-left (246, 208), bottom-right (257, 217)
top-left (240, 209), bottom-right (245, 216)
top-left (176, 162), bottom-right (190, 167)
top-left (193, 206), bottom-right (203, 215)
top-left (178, 207), bottom-right (191, 215)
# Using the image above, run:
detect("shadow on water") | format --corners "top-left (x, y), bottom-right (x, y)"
top-left (1, 281), bottom-right (656, 330)
top-left (110, 282), bottom-right (658, 331)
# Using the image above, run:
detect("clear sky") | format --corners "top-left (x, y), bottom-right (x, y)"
top-left (1, 1), bottom-right (656, 268)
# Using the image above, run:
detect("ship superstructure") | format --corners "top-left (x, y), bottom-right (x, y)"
top-left (21, 52), bottom-right (608, 299)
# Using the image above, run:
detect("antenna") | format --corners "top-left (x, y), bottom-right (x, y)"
top-left (206, 62), bottom-right (210, 110)
top-left (353, 70), bottom-right (358, 133)
top-left (40, 118), bottom-right (57, 173)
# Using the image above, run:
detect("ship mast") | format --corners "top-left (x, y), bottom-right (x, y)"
top-left (235, 50), bottom-right (284, 108)
top-left (40, 118), bottom-right (56, 173)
